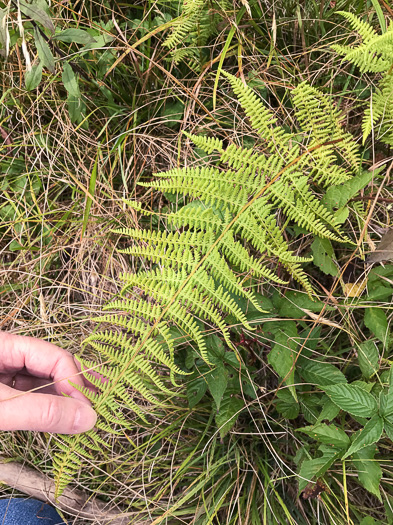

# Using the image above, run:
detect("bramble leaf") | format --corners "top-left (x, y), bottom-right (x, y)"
top-left (299, 423), bottom-right (350, 448)
top-left (342, 415), bottom-right (383, 459)
top-left (364, 308), bottom-right (388, 345)
top-left (353, 444), bottom-right (382, 500)
top-left (323, 384), bottom-right (378, 418)
top-left (358, 340), bottom-right (379, 379)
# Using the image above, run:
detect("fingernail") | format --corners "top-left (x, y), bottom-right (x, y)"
top-left (73, 404), bottom-right (97, 434)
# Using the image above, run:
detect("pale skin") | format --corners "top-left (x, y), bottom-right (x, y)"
top-left (0, 332), bottom-right (97, 434)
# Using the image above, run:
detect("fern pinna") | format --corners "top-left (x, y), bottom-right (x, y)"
top-left (162, 0), bottom-right (232, 67)
top-left (52, 73), bottom-right (359, 497)
top-left (332, 11), bottom-right (393, 145)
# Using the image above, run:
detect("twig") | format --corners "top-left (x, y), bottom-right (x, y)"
top-left (0, 457), bottom-right (148, 525)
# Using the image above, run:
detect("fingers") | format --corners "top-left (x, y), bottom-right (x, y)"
top-left (1, 373), bottom-right (59, 395)
top-left (0, 332), bottom-right (90, 404)
top-left (0, 383), bottom-right (97, 434)
top-left (73, 356), bottom-right (108, 395)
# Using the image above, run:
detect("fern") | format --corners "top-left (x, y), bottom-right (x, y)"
top-left (163, 0), bottom-right (233, 67)
top-left (332, 12), bottom-right (393, 144)
top-left (53, 73), bottom-right (359, 497)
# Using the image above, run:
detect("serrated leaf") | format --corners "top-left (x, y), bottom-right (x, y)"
top-left (366, 285), bottom-right (393, 301)
top-left (381, 385), bottom-right (393, 419)
top-left (311, 237), bottom-right (338, 276)
top-left (298, 445), bottom-right (341, 493)
top-left (353, 444), bottom-right (382, 500)
top-left (25, 62), bottom-right (43, 90)
top-left (215, 390), bottom-right (244, 438)
top-left (342, 415), bottom-right (383, 459)
top-left (364, 308), bottom-right (388, 345)
top-left (299, 423), bottom-right (350, 448)
top-left (206, 363), bottom-right (227, 411)
top-left (316, 397), bottom-right (341, 423)
top-left (324, 384), bottom-right (378, 417)
top-left (186, 371), bottom-right (207, 408)
top-left (19, 0), bottom-right (54, 33)
top-left (384, 419), bottom-right (393, 441)
top-left (275, 291), bottom-right (331, 318)
top-left (298, 359), bottom-right (347, 386)
top-left (276, 389), bottom-right (299, 419)
top-left (34, 27), bottom-right (55, 73)
top-left (266, 320), bottom-right (298, 401)
top-left (358, 340), bottom-right (379, 379)
top-left (53, 28), bottom-right (96, 44)
top-left (300, 394), bottom-right (321, 424)
top-left (205, 334), bottom-right (225, 366)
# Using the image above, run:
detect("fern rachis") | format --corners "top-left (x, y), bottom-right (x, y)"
top-left (52, 72), bottom-right (360, 498)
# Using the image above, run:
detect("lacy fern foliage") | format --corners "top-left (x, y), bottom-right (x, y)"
top-left (163, 0), bottom-right (232, 67)
top-left (53, 73), bottom-right (359, 497)
top-left (332, 11), bottom-right (393, 144)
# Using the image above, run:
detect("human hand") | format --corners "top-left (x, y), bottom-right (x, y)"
top-left (0, 332), bottom-right (97, 434)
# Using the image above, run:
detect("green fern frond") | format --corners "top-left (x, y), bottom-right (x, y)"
top-left (332, 12), bottom-right (393, 145)
top-left (167, 205), bottom-right (224, 232)
top-left (222, 71), bottom-right (293, 153)
top-left (163, 0), bottom-right (205, 50)
top-left (336, 11), bottom-right (379, 43)
top-left (54, 73), bottom-right (359, 498)
top-left (292, 82), bottom-right (360, 171)
top-left (184, 132), bottom-right (224, 154)
top-left (139, 170), bottom-right (248, 211)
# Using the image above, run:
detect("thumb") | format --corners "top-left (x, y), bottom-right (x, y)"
top-left (0, 386), bottom-right (97, 434)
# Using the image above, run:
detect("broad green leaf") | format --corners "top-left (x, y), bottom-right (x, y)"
top-left (311, 237), bottom-right (338, 277)
top-left (9, 240), bottom-right (24, 251)
top-left (299, 423), bottom-right (350, 448)
top-left (360, 518), bottom-right (382, 525)
top-left (342, 415), bottom-right (383, 459)
top-left (300, 394), bottom-right (322, 424)
top-left (298, 445), bottom-right (341, 492)
top-left (19, 0), bottom-right (54, 33)
top-left (324, 384), bottom-right (378, 417)
top-left (62, 63), bottom-right (80, 97)
top-left (316, 397), bottom-right (341, 423)
top-left (34, 28), bottom-right (55, 73)
top-left (381, 388), bottom-right (393, 419)
top-left (276, 389), bottom-right (299, 419)
top-left (353, 444), bottom-right (382, 500)
top-left (384, 420), bottom-right (393, 441)
top-left (266, 321), bottom-right (298, 401)
top-left (298, 359), bottom-right (347, 386)
top-left (366, 285), bottom-right (393, 301)
top-left (186, 370), bottom-right (207, 408)
top-left (25, 62), bottom-right (43, 90)
top-left (369, 264), bottom-right (393, 283)
top-left (53, 28), bottom-right (96, 44)
top-left (206, 363), bottom-right (228, 411)
top-left (161, 101), bottom-right (185, 129)
top-left (215, 390), bottom-right (244, 438)
top-left (275, 291), bottom-right (331, 318)
top-left (358, 340), bottom-right (379, 379)
top-left (0, 204), bottom-right (15, 221)
top-left (67, 94), bottom-right (85, 124)
top-left (351, 380), bottom-right (374, 393)
top-left (322, 170), bottom-right (374, 210)
top-left (364, 307), bottom-right (388, 345)
top-left (205, 334), bottom-right (225, 366)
